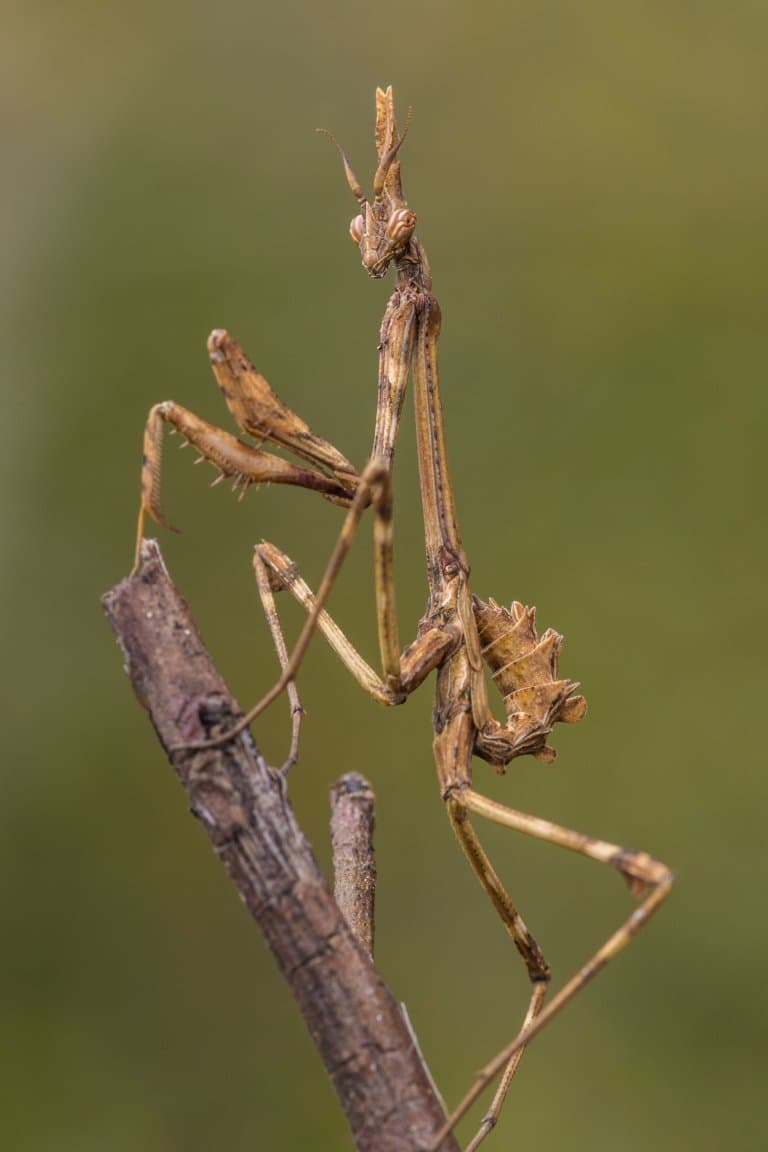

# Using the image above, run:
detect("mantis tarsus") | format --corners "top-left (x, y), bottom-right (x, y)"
top-left (134, 87), bottom-right (673, 1152)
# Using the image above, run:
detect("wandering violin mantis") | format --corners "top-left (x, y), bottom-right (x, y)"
top-left (133, 87), bottom-right (672, 1151)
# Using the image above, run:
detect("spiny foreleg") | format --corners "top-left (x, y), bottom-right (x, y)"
top-left (133, 329), bottom-right (362, 573)
top-left (134, 401), bottom-right (357, 573)
top-left (207, 329), bottom-right (359, 485)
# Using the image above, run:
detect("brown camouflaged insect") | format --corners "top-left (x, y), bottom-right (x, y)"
top-left (134, 87), bottom-right (672, 1152)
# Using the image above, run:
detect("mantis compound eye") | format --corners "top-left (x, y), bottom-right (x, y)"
top-left (386, 207), bottom-right (417, 246)
top-left (349, 214), bottom-right (364, 244)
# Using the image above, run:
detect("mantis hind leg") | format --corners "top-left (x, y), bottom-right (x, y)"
top-left (431, 787), bottom-right (673, 1151)
top-left (436, 795), bottom-right (549, 1152)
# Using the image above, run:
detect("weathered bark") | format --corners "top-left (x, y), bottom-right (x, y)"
top-left (331, 773), bottom-right (377, 959)
top-left (102, 540), bottom-right (457, 1152)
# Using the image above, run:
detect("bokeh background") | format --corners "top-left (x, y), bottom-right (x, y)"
top-left (3, 3), bottom-right (766, 1149)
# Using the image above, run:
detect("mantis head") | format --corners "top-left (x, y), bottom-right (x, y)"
top-left (321, 86), bottom-right (417, 280)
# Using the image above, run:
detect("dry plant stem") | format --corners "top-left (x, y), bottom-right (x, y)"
top-left (102, 540), bottom-right (458, 1152)
top-left (330, 773), bottom-right (377, 958)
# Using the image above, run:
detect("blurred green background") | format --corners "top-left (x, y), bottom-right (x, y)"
top-left (3, 2), bottom-right (766, 1149)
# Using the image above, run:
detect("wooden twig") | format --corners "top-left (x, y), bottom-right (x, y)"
top-left (330, 773), bottom-right (377, 958)
top-left (102, 540), bottom-right (458, 1152)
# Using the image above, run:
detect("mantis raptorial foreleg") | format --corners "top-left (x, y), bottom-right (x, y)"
top-left (133, 325), bottom-right (370, 761)
top-left (133, 329), bottom-right (360, 573)
top-left (133, 323), bottom-right (382, 761)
